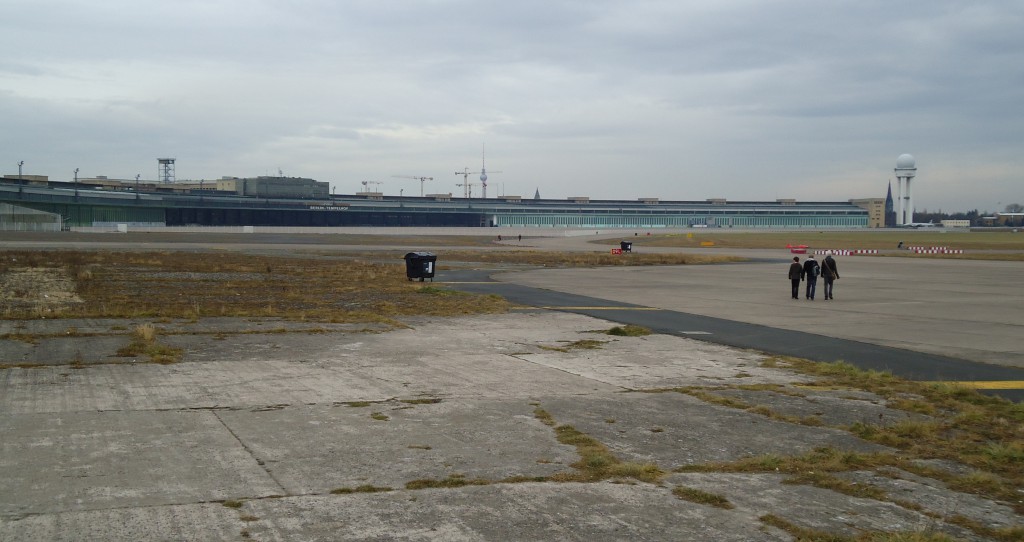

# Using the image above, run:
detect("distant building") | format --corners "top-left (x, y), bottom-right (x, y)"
top-left (940, 219), bottom-right (970, 228)
top-left (1, 176), bottom-right (873, 229)
top-left (850, 198), bottom-right (885, 228)
top-left (0, 203), bottom-right (63, 231)
top-left (987, 213), bottom-right (1024, 227)
top-left (216, 176), bottom-right (328, 199)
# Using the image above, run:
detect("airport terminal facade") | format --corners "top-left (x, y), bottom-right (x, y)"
top-left (1, 176), bottom-right (880, 230)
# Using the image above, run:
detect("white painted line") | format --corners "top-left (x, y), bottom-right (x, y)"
top-left (681, 331), bottom-right (712, 335)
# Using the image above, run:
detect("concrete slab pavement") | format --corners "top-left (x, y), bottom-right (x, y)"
top-left (3, 312), bottom-right (1021, 540)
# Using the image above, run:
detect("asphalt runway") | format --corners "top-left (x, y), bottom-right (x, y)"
top-left (439, 246), bottom-right (1024, 402)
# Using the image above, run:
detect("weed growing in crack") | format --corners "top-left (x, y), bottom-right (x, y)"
top-left (115, 323), bottom-right (182, 364)
top-left (405, 476), bottom-right (490, 490)
top-left (672, 486), bottom-right (735, 509)
top-left (605, 325), bottom-right (652, 337)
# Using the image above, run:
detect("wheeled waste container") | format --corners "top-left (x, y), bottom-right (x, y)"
top-left (620, 241), bottom-right (632, 253)
top-left (403, 252), bottom-right (437, 282)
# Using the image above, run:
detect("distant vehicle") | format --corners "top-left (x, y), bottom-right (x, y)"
top-left (900, 221), bottom-right (938, 228)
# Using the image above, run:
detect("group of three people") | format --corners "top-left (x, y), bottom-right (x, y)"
top-left (788, 253), bottom-right (839, 300)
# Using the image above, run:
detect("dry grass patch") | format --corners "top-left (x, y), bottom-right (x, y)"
top-left (533, 407), bottom-right (662, 483)
top-left (676, 446), bottom-right (896, 476)
top-left (672, 486), bottom-right (734, 509)
top-left (540, 416), bottom-right (662, 484)
top-left (114, 323), bottom-right (182, 364)
top-left (405, 475), bottom-right (491, 490)
top-left (749, 356), bottom-right (1024, 516)
top-left (760, 514), bottom-right (957, 542)
top-left (0, 250), bottom-right (511, 322)
top-left (605, 324), bottom-right (652, 336)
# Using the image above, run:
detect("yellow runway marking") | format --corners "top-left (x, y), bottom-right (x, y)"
top-left (947, 381), bottom-right (1024, 390)
top-left (540, 306), bottom-right (664, 311)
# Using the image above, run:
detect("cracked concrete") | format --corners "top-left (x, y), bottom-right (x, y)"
top-left (2, 312), bottom-right (1019, 541)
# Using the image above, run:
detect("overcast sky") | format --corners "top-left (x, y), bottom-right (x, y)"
top-left (3, 0), bottom-right (1022, 212)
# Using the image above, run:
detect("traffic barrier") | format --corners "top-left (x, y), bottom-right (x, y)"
top-left (813, 249), bottom-right (875, 255)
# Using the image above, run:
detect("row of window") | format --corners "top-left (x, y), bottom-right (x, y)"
top-left (495, 214), bottom-right (868, 228)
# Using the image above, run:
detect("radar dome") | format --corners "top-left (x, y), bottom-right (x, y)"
top-left (896, 154), bottom-right (915, 169)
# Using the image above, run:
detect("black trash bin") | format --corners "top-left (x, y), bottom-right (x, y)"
top-left (403, 252), bottom-right (437, 282)
top-left (620, 241), bottom-right (632, 253)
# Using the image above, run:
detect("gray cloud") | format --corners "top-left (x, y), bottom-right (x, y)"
top-left (2, 0), bottom-right (1022, 210)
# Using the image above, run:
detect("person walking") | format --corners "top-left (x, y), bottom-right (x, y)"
top-left (821, 251), bottom-right (840, 300)
top-left (802, 254), bottom-right (820, 300)
top-left (788, 256), bottom-right (802, 300)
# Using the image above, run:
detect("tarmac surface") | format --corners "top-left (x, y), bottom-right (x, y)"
top-left (1, 231), bottom-right (1022, 540)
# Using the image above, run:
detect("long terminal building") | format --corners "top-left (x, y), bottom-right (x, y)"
top-left (1, 174), bottom-right (883, 231)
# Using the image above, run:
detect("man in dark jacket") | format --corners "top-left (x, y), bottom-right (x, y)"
top-left (821, 251), bottom-right (840, 300)
top-left (802, 254), bottom-right (820, 300)
top-left (788, 256), bottom-right (802, 299)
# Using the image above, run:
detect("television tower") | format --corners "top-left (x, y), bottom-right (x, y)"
top-left (479, 144), bottom-right (501, 198)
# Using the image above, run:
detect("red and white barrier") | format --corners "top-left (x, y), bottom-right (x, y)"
top-left (813, 249), bottom-right (876, 255)
top-left (913, 249), bottom-right (964, 254)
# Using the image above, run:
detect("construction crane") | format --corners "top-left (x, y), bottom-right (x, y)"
top-left (360, 180), bottom-right (383, 192)
top-left (456, 181), bottom-right (478, 198)
top-left (454, 167), bottom-right (480, 198)
top-left (392, 175), bottom-right (433, 197)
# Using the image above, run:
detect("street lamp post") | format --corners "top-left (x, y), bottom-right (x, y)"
top-left (135, 174), bottom-right (140, 200)
top-left (74, 168), bottom-right (79, 198)
top-left (18, 160), bottom-right (24, 196)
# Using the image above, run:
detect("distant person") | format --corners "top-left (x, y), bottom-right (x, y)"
top-left (517, 234), bottom-right (521, 242)
top-left (802, 254), bottom-right (821, 300)
top-left (897, 240), bottom-right (904, 249)
top-left (821, 251), bottom-right (840, 300)
top-left (788, 256), bottom-right (802, 300)
top-left (498, 235), bottom-right (502, 241)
